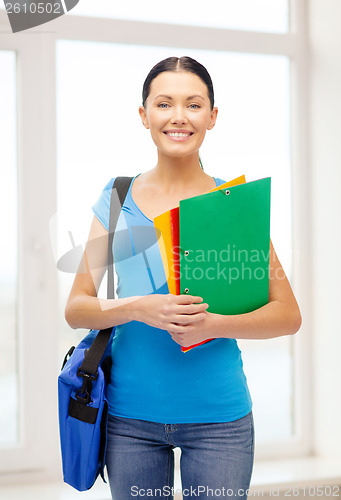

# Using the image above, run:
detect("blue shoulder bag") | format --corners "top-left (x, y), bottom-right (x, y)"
top-left (58, 176), bottom-right (133, 491)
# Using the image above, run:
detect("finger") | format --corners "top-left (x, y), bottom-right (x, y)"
top-left (170, 312), bottom-right (206, 325)
top-left (169, 332), bottom-right (182, 345)
top-left (169, 331), bottom-right (192, 348)
top-left (176, 303), bottom-right (209, 315)
top-left (175, 295), bottom-right (204, 305)
top-left (168, 329), bottom-right (185, 344)
top-left (167, 322), bottom-right (197, 334)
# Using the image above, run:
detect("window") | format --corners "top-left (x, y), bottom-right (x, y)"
top-left (69, 0), bottom-right (289, 33)
top-left (0, 50), bottom-right (18, 448)
top-left (0, 0), bottom-right (307, 477)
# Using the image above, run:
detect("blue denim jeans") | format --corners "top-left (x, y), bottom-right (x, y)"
top-left (105, 411), bottom-right (255, 499)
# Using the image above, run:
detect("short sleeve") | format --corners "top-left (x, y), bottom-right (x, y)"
top-left (91, 178), bottom-right (116, 231)
top-left (215, 177), bottom-right (227, 186)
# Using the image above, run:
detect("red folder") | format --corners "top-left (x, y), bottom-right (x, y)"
top-left (170, 207), bottom-right (180, 296)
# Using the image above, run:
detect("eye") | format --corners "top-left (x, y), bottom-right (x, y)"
top-left (157, 103), bottom-right (170, 109)
top-left (189, 104), bottom-right (200, 109)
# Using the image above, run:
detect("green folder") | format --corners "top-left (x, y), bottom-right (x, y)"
top-left (179, 177), bottom-right (271, 315)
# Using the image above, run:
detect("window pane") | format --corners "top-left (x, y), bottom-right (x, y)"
top-left (0, 51), bottom-right (18, 447)
top-left (57, 41), bottom-right (293, 443)
top-left (69, 0), bottom-right (289, 33)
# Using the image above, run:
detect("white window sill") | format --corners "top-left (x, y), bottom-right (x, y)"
top-left (250, 456), bottom-right (341, 493)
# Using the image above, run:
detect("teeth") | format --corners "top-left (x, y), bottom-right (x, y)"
top-left (168, 132), bottom-right (190, 137)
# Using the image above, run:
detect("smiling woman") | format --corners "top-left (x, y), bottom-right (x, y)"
top-left (57, 44), bottom-right (295, 449)
top-left (64, 55), bottom-right (301, 500)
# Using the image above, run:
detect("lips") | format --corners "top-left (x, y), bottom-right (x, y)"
top-left (163, 129), bottom-right (194, 141)
top-left (164, 129), bottom-right (193, 136)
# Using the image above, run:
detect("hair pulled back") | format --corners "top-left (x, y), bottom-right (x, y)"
top-left (142, 56), bottom-right (214, 110)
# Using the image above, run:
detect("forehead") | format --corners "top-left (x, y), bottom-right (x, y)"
top-left (148, 71), bottom-right (209, 99)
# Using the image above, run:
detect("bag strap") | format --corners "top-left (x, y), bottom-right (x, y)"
top-left (78, 176), bottom-right (134, 380)
top-left (107, 176), bottom-right (134, 300)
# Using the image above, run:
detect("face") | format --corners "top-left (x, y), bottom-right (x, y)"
top-left (139, 71), bottom-right (218, 159)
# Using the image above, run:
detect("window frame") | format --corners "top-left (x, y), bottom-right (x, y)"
top-left (0, 28), bottom-right (59, 474)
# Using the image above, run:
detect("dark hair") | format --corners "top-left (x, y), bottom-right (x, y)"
top-left (142, 56), bottom-right (215, 110)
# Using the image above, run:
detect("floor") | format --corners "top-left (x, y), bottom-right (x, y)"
top-left (1, 455), bottom-right (341, 500)
top-left (0, 480), bottom-right (183, 500)
top-left (0, 449), bottom-right (183, 500)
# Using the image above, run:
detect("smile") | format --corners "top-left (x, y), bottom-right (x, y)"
top-left (163, 130), bottom-right (194, 142)
top-left (166, 132), bottom-right (192, 137)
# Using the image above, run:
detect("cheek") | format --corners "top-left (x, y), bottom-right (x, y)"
top-left (192, 113), bottom-right (211, 131)
top-left (148, 110), bottom-right (169, 128)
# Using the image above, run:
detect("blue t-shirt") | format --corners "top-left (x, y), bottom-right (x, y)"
top-left (92, 173), bottom-right (252, 423)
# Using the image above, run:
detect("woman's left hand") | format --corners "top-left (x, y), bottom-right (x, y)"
top-left (167, 310), bottom-right (215, 347)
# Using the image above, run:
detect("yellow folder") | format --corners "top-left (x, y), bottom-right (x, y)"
top-left (153, 210), bottom-right (175, 293)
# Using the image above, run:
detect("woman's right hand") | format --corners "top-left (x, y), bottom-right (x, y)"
top-left (133, 294), bottom-right (209, 332)
top-left (65, 214), bottom-right (209, 332)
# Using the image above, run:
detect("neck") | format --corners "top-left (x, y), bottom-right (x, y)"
top-left (151, 151), bottom-right (206, 190)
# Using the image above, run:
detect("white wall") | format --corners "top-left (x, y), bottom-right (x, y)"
top-left (309, 0), bottom-right (341, 458)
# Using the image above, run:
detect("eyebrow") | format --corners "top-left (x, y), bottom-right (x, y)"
top-left (154, 94), bottom-right (205, 101)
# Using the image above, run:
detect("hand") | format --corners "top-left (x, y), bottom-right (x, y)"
top-left (167, 311), bottom-right (214, 348)
top-left (133, 293), bottom-right (209, 332)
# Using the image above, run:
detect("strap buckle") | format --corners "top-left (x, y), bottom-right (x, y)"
top-left (75, 368), bottom-right (98, 405)
top-left (75, 376), bottom-right (93, 405)
top-left (77, 367), bottom-right (98, 381)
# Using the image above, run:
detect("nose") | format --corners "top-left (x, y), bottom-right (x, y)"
top-left (170, 106), bottom-right (187, 125)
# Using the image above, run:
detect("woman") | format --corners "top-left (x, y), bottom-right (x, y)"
top-left (65, 56), bottom-right (302, 499)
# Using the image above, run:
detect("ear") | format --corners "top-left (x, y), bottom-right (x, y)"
top-left (139, 106), bottom-right (150, 130)
top-left (207, 107), bottom-right (218, 131)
